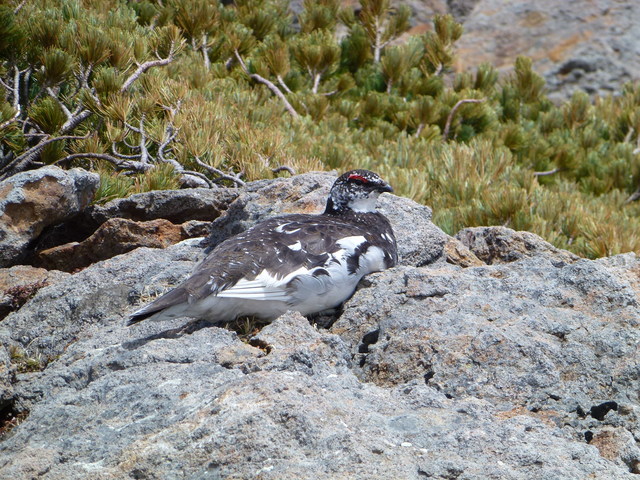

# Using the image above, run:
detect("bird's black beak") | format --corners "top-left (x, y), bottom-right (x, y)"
top-left (377, 183), bottom-right (393, 194)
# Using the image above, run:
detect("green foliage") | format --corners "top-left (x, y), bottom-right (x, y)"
top-left (421, 14), bottom-right (463, 74)
top-left (3, 0), bottom-right (640, 258)
top-left (299, 0), bottom-right (340, 33)
top-left (29, 97), bottom-right (66, 134)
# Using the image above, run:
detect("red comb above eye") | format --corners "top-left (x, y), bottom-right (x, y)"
top-left (348, 174), bottom-right (368, 183)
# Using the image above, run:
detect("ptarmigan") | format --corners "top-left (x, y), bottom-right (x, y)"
top-left (127, 169), bottom-right (397, 326)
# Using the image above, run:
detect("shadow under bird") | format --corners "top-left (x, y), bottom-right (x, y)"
top-left (127, 169), bottom-right (398, 326)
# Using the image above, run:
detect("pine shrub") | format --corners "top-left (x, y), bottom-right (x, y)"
top-left (2, 0), bottom-right (640, 258)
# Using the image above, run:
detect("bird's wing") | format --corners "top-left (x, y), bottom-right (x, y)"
top-left (130, 212), bottom-right (396, 322)
top-left (185, 215), bottom-right (378, 302)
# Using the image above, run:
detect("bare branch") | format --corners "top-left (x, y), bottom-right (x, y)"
top-left (271, 165), bottom-right (296, 176)
top-left (157, 124), bottom-right (178, 163)
top-left (12, 66), bottom-right (21, 113)
top-left (277, 75), bottom-right (292, 94)
top-left (55, 152), bottom-right (152, 171)
top-left (0, 76), bottom-right (10, 93)
top-left (137, 115), bottom-right (150, 164)
top-left (234, 50), bottom-right (300, 120)
top-left (111, 142), bottom-right (140, 160)
top-left (180, 170), bottom-right (214, 188)
top-left (533, 168), bottom-right (562, 177)
top-left (0, 133), bottom-right (91, 179)
top-left (14, 0), bottom-right (28, 14)
top-left (0, 110), bottom-right (20, 130)
top-left (442, 98), bottom-right (485, 141)
top-left (312, 73), bottom-right (321, 94)
top-left (121, 42), bottom-right (177, 92)
top-left (124, 121), bottom-right (142, 134)
top-left (201, 34), bottom-right (210, 71)
top-left (47, 87), bottom-right (73, 120)
top-left (624, 126), bottom-right (635, 144)
top-left (60, 110), bottom-right (92, 134)
top-left (625, 185), bottom-right (640, 204)
top-left (194, 155), bottom-right (245, 187)
top-left (78, 65), bottom-right (93, 90)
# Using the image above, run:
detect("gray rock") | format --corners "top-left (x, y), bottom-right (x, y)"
top-left (0, 265), bottom-right (70, 320)
top-left (0, 239), bottom-right (206, 364)
top-left (86, 187), bottom-right (239, 225)
top-left (204, 171), bottom-right (336, 248)
top-left (0, 167), bottom-right (99, 267)
top-left (0, 308), bottom-right (632, 479)
top-left (456, 226), bottom-right (579, 265)
top-left (0, 172), bottom-right (639, 478)
top-left (332, 252), bottom-right (640, 472)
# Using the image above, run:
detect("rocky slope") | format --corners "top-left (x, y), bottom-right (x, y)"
top-left (0, 168), bottom-right (639, 479)
top-left (410, 0), bottom-right (640, 101)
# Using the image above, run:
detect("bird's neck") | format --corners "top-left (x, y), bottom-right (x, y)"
top-left (324, 194), bottom-right (379, 215)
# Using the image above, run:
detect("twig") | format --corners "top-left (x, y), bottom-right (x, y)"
top-left (14, 0), bottom-right (27, 14)
top-left (180, 170), bottom-right (215, 188)
top-left (533, 168), bottom-right (562, 177)
top-left (157, 124), bottom-right (177, 162)
top-left (624, 126), bottom-right (635, 144)
top-left (272, 165), bottom-right (296, 175)
top-left (60, 110), bottom-right (92, 134)
top-left (0, 76), bottom-right (10, 92)
top-left (201, 34), bottom-right (210, 71)
top-left (234, 50), bottom-right (300, 120)
top-left (0, 111), bottom-right (20, 130)
top-left (194, 156), bottom-right (246, 187)
top-left (121, 42), bottom-right (177, 92)
top-left (625, 187), bottom-right (640, 204)
top-left (0, 133), bottom-right (91, 179)
top-left (277, 75), bottom-right (292, 94)
top-left (12, 66), bottom-right (21, 113)
top-left (47, 87), bottom-right (73, 120)
top-left (111, 142), bottom-right (140, 159)
top-left (312, 72), bottom-right (321, 94)
top-left (55, 152), bottom-right (152, 171)
top-left (442, 98), bottom-right (485, 141)
top-left (137, 115), bottom-right (150, 164)
top-left (124, 122), bottom-right (142, 134)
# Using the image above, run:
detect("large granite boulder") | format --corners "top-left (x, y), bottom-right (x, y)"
top-left (0, 172), bottom-right (638, 478)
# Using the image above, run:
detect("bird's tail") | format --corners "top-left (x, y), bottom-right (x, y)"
top-left (127, 287), bottom-right (189, 326)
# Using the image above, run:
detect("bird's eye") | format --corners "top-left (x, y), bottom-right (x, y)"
top-left (348, 174), bottom-right (368, 185)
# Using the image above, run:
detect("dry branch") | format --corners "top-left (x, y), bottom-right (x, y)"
top-left (234, 50), bottom-right (300, 120)
top-left (442, 98), bottom-right (485, 141)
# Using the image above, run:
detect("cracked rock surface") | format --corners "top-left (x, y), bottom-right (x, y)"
top-left (1, 172), bottom-right (639, 479)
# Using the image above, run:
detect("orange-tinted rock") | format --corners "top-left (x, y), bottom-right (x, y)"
top-left (34, 218), bottom-right (210, 272)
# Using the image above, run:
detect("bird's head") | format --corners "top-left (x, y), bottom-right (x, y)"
top-left (324, 169), bottom-right (393, 215)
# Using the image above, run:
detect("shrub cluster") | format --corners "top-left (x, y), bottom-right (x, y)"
top-left (2, 0), bottom-right (640, 257)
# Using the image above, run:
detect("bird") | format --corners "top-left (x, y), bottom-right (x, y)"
top-left (127, 169), bottom-right (397, 326)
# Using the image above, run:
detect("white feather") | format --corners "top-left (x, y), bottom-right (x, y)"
top-left (288, 241), bottom-right (302, 251)
top-left (216, 266), bottom-right (310, 300)
top-left (336, 235), bottom-right (367, 252)
top-left (348, 192), bottom-right (380, 213)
